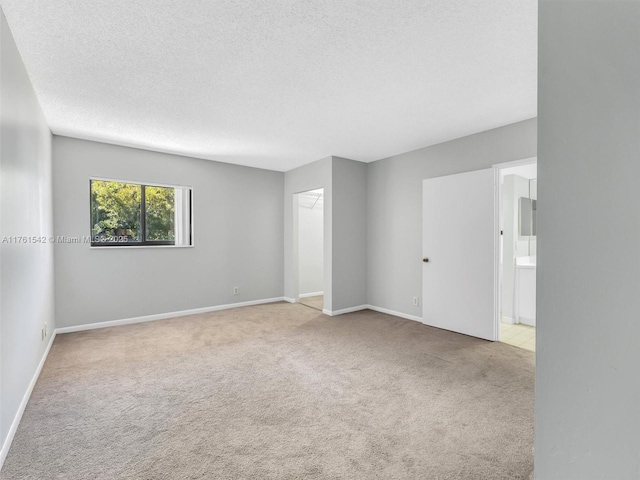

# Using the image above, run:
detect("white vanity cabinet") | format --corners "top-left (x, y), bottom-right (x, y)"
top-left (515, 262), bottom-right (536, 326)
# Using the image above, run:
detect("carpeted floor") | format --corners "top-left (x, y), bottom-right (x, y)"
top-left (1, 302), bottom-right (534, 479)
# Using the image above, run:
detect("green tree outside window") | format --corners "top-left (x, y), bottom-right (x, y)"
top-left (91, 180), bottom-right (178, 245)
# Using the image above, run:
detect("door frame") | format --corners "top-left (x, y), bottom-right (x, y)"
top-left (492, 157), bottom-right (537, 341)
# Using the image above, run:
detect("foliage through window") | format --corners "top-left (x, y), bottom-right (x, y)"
top-left (90, 179), bottom-right (192, 246)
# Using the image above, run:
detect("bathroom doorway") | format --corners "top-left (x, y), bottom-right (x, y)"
top-left (296, 188), bottom-right (324, 311)
top-left (497, 160), bottom-right (537, 351)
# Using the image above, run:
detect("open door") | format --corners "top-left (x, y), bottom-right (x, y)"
top-left (422, 169), bottom-right (496, 340)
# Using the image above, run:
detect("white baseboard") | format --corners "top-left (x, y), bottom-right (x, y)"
top-left (322, 305), bottom-right (368, 316)
top-left (56, 297), bottom-right (286, 334)
top-left (0, 331), bottom-right (57, 470)
top-left (321, 304), bottom-right (422, 321)
top-left (518, 317), bottom-right (536, 327)
top-left (283, 297), bottom-right (296, 303)
top-left (365, 304), bottom-right (423, 323)
top-left (299, 291), bottom-right (323, 298)
top-left (502, 316), bottom-right (516, 324)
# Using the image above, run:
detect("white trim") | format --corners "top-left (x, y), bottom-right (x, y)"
top-left (519, 317), bottom-right (536, 327)
top-left (492, 165), bottom-right (501, 341)
top-left (323, 305), bottom-right (367, 316)
top-left (0, 331), bottom-right (56, 470)
top-left (365, 305), bottom-right (423, 323)
top-left (56, 297), bottom-right (286, 334)
top-left (283, 297), bottom-right (296, 303)
top-left (299, 291), bottom-right (323, 298)
top-left (324, 303), bottom-right (435, 319)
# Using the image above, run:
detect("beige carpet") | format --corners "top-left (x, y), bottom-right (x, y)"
top-left (299, 295), bottom-right (324, 311)
top-left (1, 303), bottom-right (534, 479)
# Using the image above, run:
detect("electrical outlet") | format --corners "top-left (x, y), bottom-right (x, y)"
top-left (412, 297), bottom-right (419, 306)
top-left (233, 287), bottom-right (239, 295)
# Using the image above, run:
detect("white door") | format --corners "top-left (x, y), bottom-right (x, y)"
top-left (422, 169), bottom-right (496, 340)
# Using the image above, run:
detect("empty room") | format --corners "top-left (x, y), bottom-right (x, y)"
top-left (1, 1), bottom-right (639, 479)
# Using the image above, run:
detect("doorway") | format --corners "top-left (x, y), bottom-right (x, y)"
top-left (421, 158), bottom-right (537, 349)
top-left (497, 161), bottom-right (537, 351)
top-left (296, 188), bottom-right (324, 311)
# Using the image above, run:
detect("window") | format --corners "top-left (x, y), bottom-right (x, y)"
top-left (90, 179), bottom-right (192, 246)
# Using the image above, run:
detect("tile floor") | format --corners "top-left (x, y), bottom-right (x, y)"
top-left (500, 322), bottom-right (536, 352)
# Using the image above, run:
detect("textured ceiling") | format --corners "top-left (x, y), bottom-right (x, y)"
top-left (1, 1), bottom-right (537, 171)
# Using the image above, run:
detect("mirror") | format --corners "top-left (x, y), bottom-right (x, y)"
top-left (518, 178), bottom-right (537, 256)
top-left (518, 198), bottom-right (536, 236)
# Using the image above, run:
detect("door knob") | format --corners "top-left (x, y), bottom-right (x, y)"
top-left (423, 258), bottom-right (429, 263)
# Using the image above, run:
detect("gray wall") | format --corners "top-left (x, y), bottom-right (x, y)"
top-left (53, 136), bottom-right (284, 328)
top-left (284, 156), bottom-right (367, 313)
top-left (332, 157), bottom-right (367, 311)
top-left (0, 10), bottom-right (55, 461)
top-left (367, 119), bottom-right (537, 318)
top-left (536, 2), bottom-right (640, 478)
